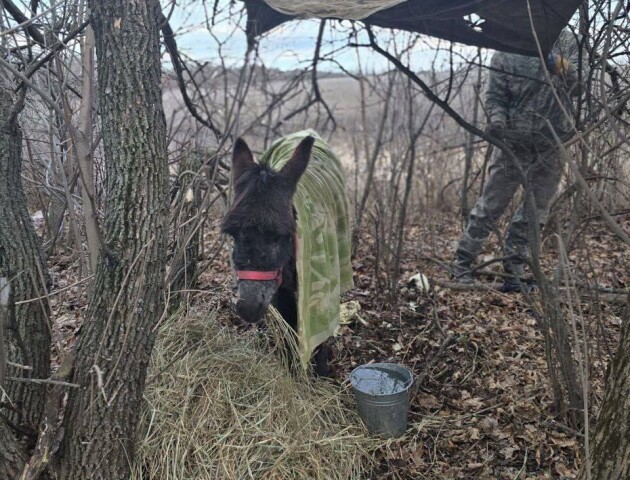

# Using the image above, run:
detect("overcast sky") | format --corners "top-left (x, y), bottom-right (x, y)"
top-left (169, 3), bottom-right (476, 73)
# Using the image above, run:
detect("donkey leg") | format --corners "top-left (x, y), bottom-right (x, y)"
top-left (274, 286), bottom-right (298, 331)
top-left (274, 287), bottom-right (333, 377)
top-left (312, 343), bottom-right (333, 377)
top-left (273, 287), bottom-right (300, 371)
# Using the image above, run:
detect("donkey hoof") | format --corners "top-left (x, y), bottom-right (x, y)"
top-left (312, 345), bottom-right (333, 377)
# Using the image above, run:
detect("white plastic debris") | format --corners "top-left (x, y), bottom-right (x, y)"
top-left (408, 273), bottom-right (431, 293)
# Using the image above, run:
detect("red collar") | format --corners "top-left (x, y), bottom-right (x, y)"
top-left (235, 268), bottom-right (283, 286)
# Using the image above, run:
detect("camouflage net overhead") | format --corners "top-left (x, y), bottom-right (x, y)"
top-left (246, 0), bottom-right (585, 57)
top-left (264, 0), bottom-right (409, 20)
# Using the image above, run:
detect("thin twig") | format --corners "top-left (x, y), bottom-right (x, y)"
top-left (160, 13), bottom-right (223, 139)
top-left (415, 334), bottom-right (456, 389)
top-left (0, 0), bottom-right (66, 44)
top-left (14, 275), bottom-right (94, 305)
top-left (7, 377), bottom-right (79, 388)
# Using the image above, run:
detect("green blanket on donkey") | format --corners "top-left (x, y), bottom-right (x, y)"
top-left (260, 130), bottom-right (353, 369)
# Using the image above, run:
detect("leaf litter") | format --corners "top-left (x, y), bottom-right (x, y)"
top-left (46, 211), bottom-right (628, 479)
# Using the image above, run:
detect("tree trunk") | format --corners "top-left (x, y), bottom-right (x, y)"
top-left (0, 420), bottom-right (27, 480)
top-left (579, 295), bottom-right (630, 480)
top-left (353, 75), bottom-right (394, 245)
top-left (75, 24), bottom-right (101, 275)
top-left (0, 278), bottom-right (27, 480)
top-left (0, 86), bottom-right (51, 431)
top-left (167, 150), bottom-right (204, 304)
top-left (460, 49), bottom-right (482, 224)
top-left (54, 1), bottom-right (168, 478)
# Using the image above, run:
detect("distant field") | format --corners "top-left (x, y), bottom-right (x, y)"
top-left (162, 65), bottom-right (486, 210)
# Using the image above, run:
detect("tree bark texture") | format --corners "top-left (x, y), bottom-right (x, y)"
top-left (0, 86), bottom-right (51, 431)
top-left (75, 24), bottom-right (101, 275)
top-left (167, 151), bottom-right (204, 303)
top-left (0, 278), bottom-right (27, 480)
top-left (579, 296), bottom-right (630, 480)
top-left (0, 419), bottom-right (27, 480)
top-left (54, 1), bottom-right (168, 478)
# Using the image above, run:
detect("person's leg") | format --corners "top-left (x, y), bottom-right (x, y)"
top-left (503, 149), bottom-right (562, 283)
top-left (453, 149), bottom-right (521, 281)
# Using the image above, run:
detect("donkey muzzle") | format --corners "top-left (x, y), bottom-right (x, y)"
top-left (235, 299), bottom-right (266, 324)
top-left (235, 279), bottom-right (278, 323)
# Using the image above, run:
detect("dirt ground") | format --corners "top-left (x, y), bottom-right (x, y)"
top-left (333, 214), bottom-right (627, 479)
top-left (48, 211), bottom-right (628, 480)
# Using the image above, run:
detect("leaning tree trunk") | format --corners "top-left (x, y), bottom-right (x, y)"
top-left (0, 82), bottom-right (51, 478)
top-left (579, 295), bottom-right (630, 480)
top-left (53, 1), bottom-right (168, 478)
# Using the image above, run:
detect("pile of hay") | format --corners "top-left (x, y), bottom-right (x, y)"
top-left (132, 304), bottom-right (382, 480)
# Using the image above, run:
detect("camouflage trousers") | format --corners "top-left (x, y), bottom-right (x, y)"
top-left (456, 145), bottom-right (562, 275)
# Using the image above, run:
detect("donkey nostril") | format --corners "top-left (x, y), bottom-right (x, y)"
top-left (236, 299), bottom-right (264, 324)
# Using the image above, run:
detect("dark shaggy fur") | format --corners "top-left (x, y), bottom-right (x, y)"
top-left (222, 136), bottom-right (331, 375)
top-left (223, 164), bottom-right (297, 238)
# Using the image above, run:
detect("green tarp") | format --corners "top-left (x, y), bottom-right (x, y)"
top-left (261, 130), bottom-right (353, 368)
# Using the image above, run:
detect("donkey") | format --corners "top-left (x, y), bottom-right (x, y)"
top-left (222, 135), bottom-right (334, 375)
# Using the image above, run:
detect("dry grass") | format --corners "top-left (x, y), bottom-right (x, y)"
top-left (132, 304), bottom-right (383, 480)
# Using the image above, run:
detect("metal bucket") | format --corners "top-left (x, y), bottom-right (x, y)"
top-left (349, 363), bottom-right (414, 438)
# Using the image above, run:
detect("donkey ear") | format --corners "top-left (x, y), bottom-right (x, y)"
top-left (232, 138), bottom-right (255, 183)
top-left (280, 136), bottom-right (315, 187)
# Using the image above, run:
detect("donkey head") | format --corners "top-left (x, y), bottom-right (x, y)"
top-left (222, 136), bottom-right (314, 323)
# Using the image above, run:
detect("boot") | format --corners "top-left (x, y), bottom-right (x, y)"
top-left (500, 279), bottom-right (535, 293)
top-left (450, 251), bottom-right (475, 284)
top-left (500, 262), bottom-right (534, 293)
